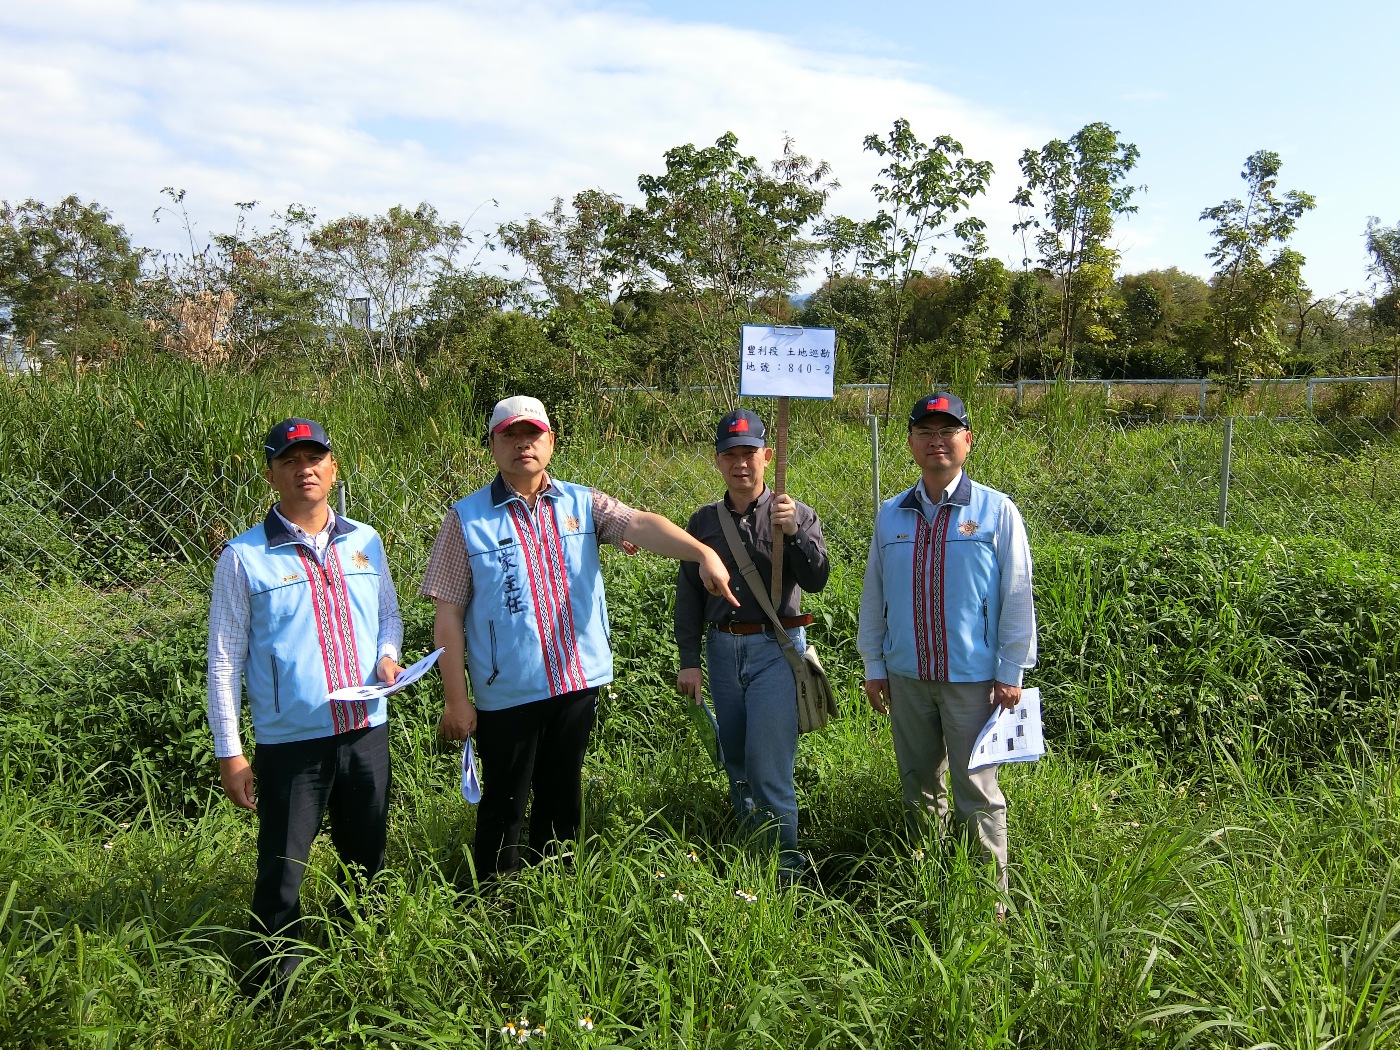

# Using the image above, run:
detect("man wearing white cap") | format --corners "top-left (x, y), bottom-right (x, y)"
top-left (422, 396), bottom-right (738, 881)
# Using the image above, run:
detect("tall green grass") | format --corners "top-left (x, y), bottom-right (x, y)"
top-left (2, 358), bottom-right (1400, 1046)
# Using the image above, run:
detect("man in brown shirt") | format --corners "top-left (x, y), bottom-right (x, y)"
top-left (675, 409), bottom-right (830, 879)
top-left (422, 395), bottom-right (736, 881)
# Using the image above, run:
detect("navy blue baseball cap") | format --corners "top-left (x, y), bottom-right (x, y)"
top-left (264, 418), bottom-right (332, 463)
top-left (908, 392), bottom-right (970, 430)
top-left (716, 409), bottom-right (767, 452)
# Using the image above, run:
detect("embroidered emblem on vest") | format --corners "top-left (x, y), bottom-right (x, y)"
top-left (563, 514), bottom-right (581, 533)
top-left (959, 520), bottom-right (979, 536)
top-left (352, 550), bottom-right (371, 569)
top-left (281, 574), bottom-right (300, 583)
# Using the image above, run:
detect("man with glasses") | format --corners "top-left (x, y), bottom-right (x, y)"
top-left (858, 393), bottom-right (1037, 904)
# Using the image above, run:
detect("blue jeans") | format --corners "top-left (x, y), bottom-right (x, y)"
top-left (705, 626), bottom-right (805, 870)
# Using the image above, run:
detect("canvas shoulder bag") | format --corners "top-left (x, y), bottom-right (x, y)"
top-left (714, 503), bottom-right (839, 734)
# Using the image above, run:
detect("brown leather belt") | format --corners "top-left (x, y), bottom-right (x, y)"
top-left (710, 614), bottom-right (814, 635)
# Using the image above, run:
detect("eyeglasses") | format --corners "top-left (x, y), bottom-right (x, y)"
top-left (910, 426), bottom-right (968, 440)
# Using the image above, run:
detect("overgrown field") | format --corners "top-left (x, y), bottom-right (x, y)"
top-left (2, 361), bottom-right (1399, 1048)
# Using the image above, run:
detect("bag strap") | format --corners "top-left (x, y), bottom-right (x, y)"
top-left (713, 502), bottom-right (803, 664)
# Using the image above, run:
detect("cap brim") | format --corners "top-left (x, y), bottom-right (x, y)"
top-left (715, 436), bottom-right (766, 452)
top-left (909, 410), bottom-right (968, 428)
top-left (266, 439), bottom-right (331, 460)
top-left (491, 415), bottom-right (551, 433)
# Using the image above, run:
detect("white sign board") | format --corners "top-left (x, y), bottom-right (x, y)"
top-left (738, 325), bottom-right (836, 400)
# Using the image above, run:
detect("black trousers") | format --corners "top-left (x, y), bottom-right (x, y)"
top-left (250, 722), bottom-right (390, 944)
top-left (472, 687), bottom-right (598, 878)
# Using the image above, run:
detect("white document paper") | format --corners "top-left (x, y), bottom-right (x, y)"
top-left (460, 737), bottom-right (482, 804)
top-left (325, 647), bottom-right (445, 703)
top-left (969, 687), bottom-right (1044, 770)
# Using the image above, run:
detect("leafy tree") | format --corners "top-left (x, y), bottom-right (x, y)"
top-left (500, 190), bottom-right (631, 380)
top-left (0, 195), bottom-right (148, 366)
top-left (853, 118), bottom-right (993, 405)
top-left (148, 192), bottom-right (328, 364)
top-left (814, 214), bottom-right (883, 281)
top-left (1365, 217), bottom-right (1400, 329)
top-left (1200, 150), bottom-right (1315, 381)
top-left (795, 276), bottom-right (885, 382)
top-left (500, 190), bottom-right (624, 312)
top-left (307, 203), bottom-right (471, 375)
top-left (941, 257), bottom-right (1012, 384)
top-left (1110, 268), bottom-right (1213, 378)
top-left (610, 132), bottom-right (832, 400)
top-left (1001, 269), bottom-right (1056, 380)
top-left (1365, 216), bottom-right (1400, 417)
top-left (1012, 123), bottom-right (1141, 378)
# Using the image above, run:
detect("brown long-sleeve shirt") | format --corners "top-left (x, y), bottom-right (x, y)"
top-left (674, 487), bottom-right (829, 669)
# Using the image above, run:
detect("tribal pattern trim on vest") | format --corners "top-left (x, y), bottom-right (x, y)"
top-left (506, 500), bottom-right (588, 696)
top-left (913, 505), bottom-right (953, 680)
top-left (295, 545), bottom-right (370, 734)
top-left (230, 510), bottom-right (385, 745)
top-left (454, 477), bottom-right (612, 710)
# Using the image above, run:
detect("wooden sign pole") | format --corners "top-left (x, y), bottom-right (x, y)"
top-left (770, 395), bottom-right (789, 607)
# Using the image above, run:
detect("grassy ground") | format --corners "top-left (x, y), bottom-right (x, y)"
top-left (2, 360), bottom-right (1400, 1047)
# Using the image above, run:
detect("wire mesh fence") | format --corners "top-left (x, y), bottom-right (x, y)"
top-left (2, 413), bottom-right (1398, 693)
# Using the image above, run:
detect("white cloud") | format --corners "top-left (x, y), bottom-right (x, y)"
top-left (0, 0), bottom-right (1048, 283)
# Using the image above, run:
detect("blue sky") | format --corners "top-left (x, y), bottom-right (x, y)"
top-left (2, 0), bottom-right (1393, 297)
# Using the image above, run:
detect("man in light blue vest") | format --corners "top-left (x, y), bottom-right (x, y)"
top-left (858, 393), bottom-right (1037, 896)
top-left (208, 417), bottom-right (404, 983)
top-left (423, 396), bottom-right (738, 882)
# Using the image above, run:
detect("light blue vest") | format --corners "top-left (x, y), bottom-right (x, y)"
top-left (228, 511), bottom-right (386, 744)
top-left (875, 474), bottom-right (1008, 682)
top-left (454, 476), bottom-right (613, 710)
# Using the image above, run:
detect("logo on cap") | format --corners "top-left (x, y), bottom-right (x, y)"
top-left (286, 423), bottom-right (313, 440)
top-left (728, 418), bottom-right (750, 434)
top-left (928, 397), bottom-right (949, 412)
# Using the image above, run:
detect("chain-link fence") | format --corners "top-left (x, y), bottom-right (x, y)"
top-left (2, 412), bottom-right (1397, 693)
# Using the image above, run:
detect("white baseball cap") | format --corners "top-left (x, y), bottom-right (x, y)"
top-left (489, 395), bottom-right (552, 434)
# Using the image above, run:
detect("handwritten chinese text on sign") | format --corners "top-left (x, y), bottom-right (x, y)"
top-left (738, 325), bottom-right (836, 400)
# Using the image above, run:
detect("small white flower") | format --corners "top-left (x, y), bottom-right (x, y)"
top-left (672, 890), bottom-right (685, 902)
top-left (685, 850), bottom-right (699, 863)
top-left (118, 822), bottom-right (131, 830)
top-left (912, 848), bottom-right (925, 861)
top-left (654, 869), bottom-right (666, 880)
top-left (102, 841), bottom-right (114, 850)
top-left (735, 889), bottom-right (758, 903)
top-left (578, 1017), bottom-right (594, 1031)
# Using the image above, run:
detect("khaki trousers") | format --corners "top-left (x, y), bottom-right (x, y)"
top-left (888, 674), bottom-right (1008, 890)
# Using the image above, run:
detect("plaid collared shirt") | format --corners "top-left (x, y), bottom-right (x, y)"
top-left (419, 474), bottom-right (636, 607)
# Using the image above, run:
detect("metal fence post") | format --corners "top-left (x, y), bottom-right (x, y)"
top-left (867, 402), bottom-right (882, 519)
top-left (1199, 379), bottom-right (1208, 418)
top-left (1217, 416), bottom-right (1234, 528)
